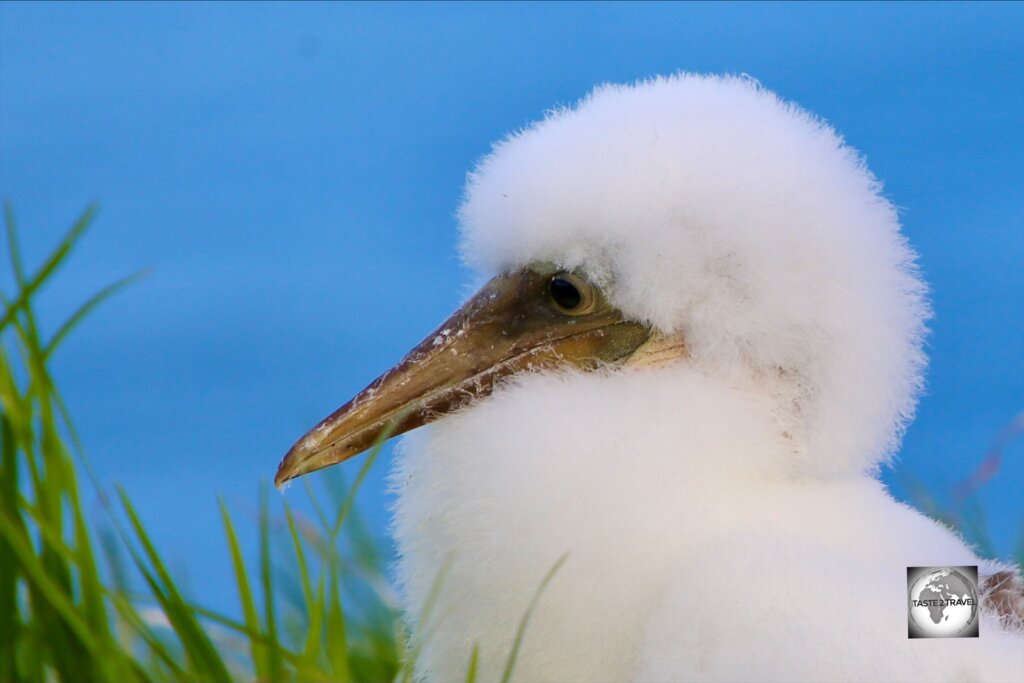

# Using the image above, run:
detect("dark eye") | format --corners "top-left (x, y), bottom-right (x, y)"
top-left (549, 277), bottom-right (581, 309)
top-left (548, 272), bottom-right (595, 315)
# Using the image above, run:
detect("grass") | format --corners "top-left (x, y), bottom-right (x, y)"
top-left (0, 204), bottom-right (407, 682)
top-left (0, 205), bottom-right (1017, 682)
top-left (0, 205), bottom-right (565, 683)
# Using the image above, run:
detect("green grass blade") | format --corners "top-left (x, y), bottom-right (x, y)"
top-left (0, 203), bottom-right (98, 333)
top-left (329, 438), bottom-right (384, 541)
top-left (118, 487), bottom-right (233, 682)
top-left (220, 497), bottom-right (267, 679)
top-left (500, 554), bottom-right (568, 683)
top-left (464, 644), bottom-right (480, 683)
top-left (284, 506), bottom-right (316, 619)
top-left (181, 600), bottom-right (326, 681)
top-left (259, 486), bottom-right (284, 682)
top-left (0, 507), bottom-right (100, 653)
top-left (0, 414), bottom-right (21, 683)
top-left (107, 591), bottom-right (184, 680)
top-left (285, 504), bottom-right (327, 668)
top-left (401, 553), bottom-right (454, 683)
top-left (325, 563), bottom-right (354, 681)
top-left (10, 500), bottom-right (141, 681)
top-left (3, 201), bottom-right (27, 285)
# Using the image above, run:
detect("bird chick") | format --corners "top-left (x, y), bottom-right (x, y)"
top-left (279, 74), bottom-right (1023, 683)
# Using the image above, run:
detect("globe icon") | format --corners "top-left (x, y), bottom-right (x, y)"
top-left (908, 568), bottom-right (979, 637)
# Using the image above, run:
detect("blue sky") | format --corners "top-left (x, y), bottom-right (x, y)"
top-left (1, 2), bottom-right (1021, 615)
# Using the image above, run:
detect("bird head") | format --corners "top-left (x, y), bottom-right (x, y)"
top-left (275, 74), bottom-right (928, 487)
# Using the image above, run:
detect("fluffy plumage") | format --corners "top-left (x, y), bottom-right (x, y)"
top-left (390, 74), bottom-right (1022, 681)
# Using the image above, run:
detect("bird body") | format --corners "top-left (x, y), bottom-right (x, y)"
top-left (393, 365), bottom-right (1021, 681)
top-left (279, 74), bottom-right (1024, 681)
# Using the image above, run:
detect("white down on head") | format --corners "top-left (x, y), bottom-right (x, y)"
top-left (390, 74), bottom-right (1023, 682)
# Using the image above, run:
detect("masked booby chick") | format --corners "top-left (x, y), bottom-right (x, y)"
top-left (277, 74), bottom-right (1024, 682)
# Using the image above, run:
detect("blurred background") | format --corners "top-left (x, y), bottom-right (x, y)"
top-left (1, 2), bottom-right (1021, 617)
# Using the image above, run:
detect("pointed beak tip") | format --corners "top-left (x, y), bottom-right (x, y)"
top-left (273, 456), bottom-right (295, 490)
top-left (273, 464), bottom-right (292, 490)
top-left (273, 437), bottom-right (315, 490)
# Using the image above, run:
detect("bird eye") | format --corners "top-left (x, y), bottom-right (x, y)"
top-left (548, 273), bottom-right (595, 315)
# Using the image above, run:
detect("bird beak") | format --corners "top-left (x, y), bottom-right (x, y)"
top-left (274, 265), bottom-right (650, 486)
